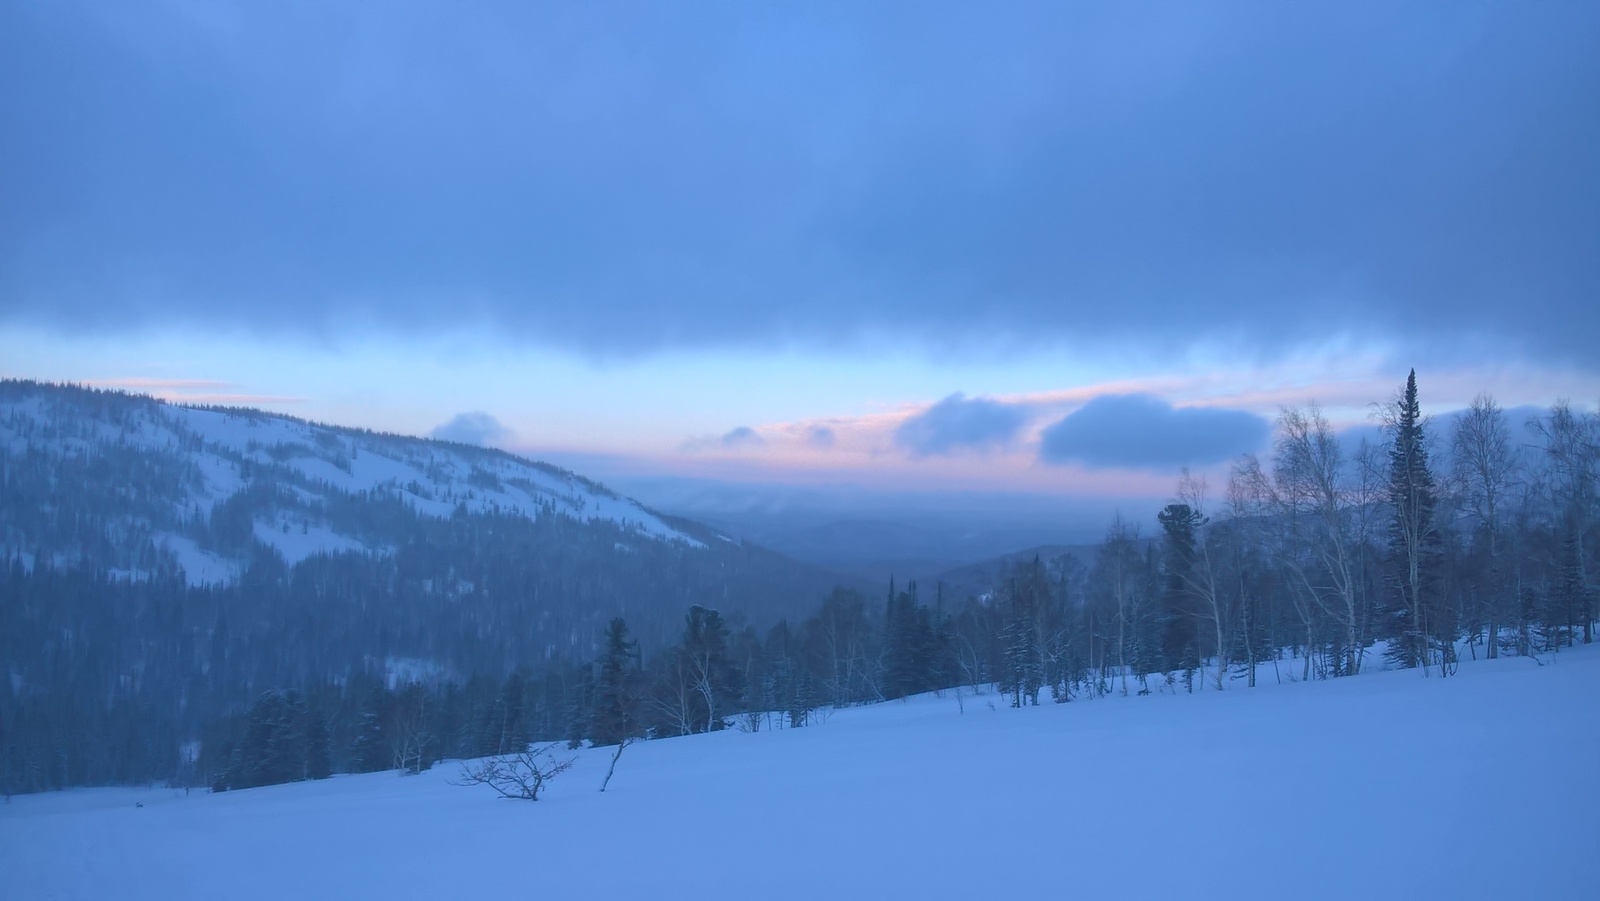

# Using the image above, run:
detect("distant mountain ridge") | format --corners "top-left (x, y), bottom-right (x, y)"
top-left (0, 379), bottom-right (706, 586)
top-left (0, 379), bottom-right (861, 661)
top-left (0, 380), bottom-right (876, 790)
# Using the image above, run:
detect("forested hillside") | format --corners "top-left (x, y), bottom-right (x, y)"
top-left (0, 381), bottom-right (860, 791)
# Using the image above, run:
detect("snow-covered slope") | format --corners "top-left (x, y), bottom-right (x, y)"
top-left (0, 382), bottom-right (701, 584)
top-left (4, 644), bottom-right (1595, 900)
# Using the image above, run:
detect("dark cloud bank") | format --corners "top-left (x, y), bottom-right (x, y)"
top-left (895, 393), bottom-right (1028, 456)
top-left (1039, 394), bottom-right (1270, 471)
top-left (2, 3), bottom-right (1597, 366)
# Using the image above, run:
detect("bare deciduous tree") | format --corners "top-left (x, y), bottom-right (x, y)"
top-left (1239, 404), bottom-right (1372, 679)
top-left (1529, 400), bottom-right (1599, 645)
top-left (1452, 394), bottom-right (1520, 657)
top-left (1173, 470), bottom-right (1230, 690)
top-left (599, 737), bottom-right (633, 793)
top-left (454, 744), bottom-right (575, 801)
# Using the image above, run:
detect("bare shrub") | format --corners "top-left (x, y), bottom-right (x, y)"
top-left (453, 744), bottom-right (574, 800)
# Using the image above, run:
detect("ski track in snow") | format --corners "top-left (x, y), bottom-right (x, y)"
top-left (4, 645), bottom-right (1597, 900)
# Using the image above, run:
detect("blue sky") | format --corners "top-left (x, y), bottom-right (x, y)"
top-left (3, 2), bottom-right (1597, 515)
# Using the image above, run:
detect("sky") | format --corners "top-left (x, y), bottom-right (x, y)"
top-left (3, 1), bottom-right (1598, 529)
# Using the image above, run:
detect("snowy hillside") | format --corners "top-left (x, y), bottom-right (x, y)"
top-left (0, 380), bottom-right (701, 585)
top-left (5, 644), bottom-right (1596, 900)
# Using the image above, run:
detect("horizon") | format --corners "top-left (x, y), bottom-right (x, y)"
top-left (4, 2), bottom-right (1598, 537)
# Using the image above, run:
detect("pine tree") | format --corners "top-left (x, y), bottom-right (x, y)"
top-left (589, 617), bottom-right (640, 747)
top-left (1157, 503), bottom-right (1205, 682)
top-left (1384, 369), bottom-right (1445, 671)
top-left (1001, 559), bottom-right (1048, 707)
top-left (491, 672), bottom-right (530, 756)
top-left (884, 581), bottom-right (925, 700)
top-left (351, 687), bottom-right (391, 773)
top-left (304, 712), bottom-right (332, 780)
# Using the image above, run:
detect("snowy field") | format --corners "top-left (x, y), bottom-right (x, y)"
top-left (4, 647), bottom-right (1597, 900)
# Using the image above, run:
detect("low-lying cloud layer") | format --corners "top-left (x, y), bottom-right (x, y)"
top-left (1039, 394), bottom-right (1270, 470)
top-left (895, 393), bottom-right (1030, 456)
top-left (721, 426), bottom-right (764, 448)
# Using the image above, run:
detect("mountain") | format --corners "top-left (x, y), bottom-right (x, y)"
top-left (0, 380), bottom-right (865, 788)
top-left (678, 513), bottom-right (1102, 586)
top-left (1, 379), bottom-right (705, 582)
top-left (0, 380), bottom-right (858, 642)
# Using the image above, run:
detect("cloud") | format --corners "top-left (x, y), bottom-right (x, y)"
top-left (805, 425), bottom-right (836, 448)
top-left (676, 426), bottom-right (765, 453)
top-left (896, 393), bottom-right (1030, 456)
top-left (721, 426), bottom-right (764, 448)
top-left (1, 4), bottom-right (1595, 369)
top-left (430, 411), bottom-right (513, 447)
top-left (1039, 394), bottom-right (1269, 470)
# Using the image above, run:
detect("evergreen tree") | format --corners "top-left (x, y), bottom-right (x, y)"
top-left (589, 617), bottom-right (640, 747)
top-left (1157, 503), bottom-right (1205, 681)
top-left (681, 606), bottom-right (743, 733)
top-left (304, 712), bottom-right (332, 780)
top-left (491, 672), bottom-right (530, 756)
top-left (884, 581), bottom-right (923, 700)
top-left (1384, 369), bottom-right (1445, 671)
top-left (1000, 559), bottom-right (1048, 707)
top-left (351, 687), bottom-right (391, 773)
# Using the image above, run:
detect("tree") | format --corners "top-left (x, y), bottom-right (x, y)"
top-left (1157, 500), bottom-right (1204, 685)
top-left (1089, 516), bottom-right (1145, 696)
top-left (454, 744), bottom-right (574, 801)
top-left (805, 588), bottom-right (876, 707)
top-left (214, 690), bottom-right (326, 790)
top-left (883, 581), bottom-right (952, 700)
top-left (1166, 471), bottom-right (1236, 690)
top-left (1250, 404), bottom-right (1374, 679)
top-left (351, 687), bottom-right (391, 773)
top-left (486, 672), bottom-right (530, 757)
top-left (1383, 370), bottom-right (1445, 672)
top-left (1529, 401), bottom-right (1598, 645)
top-left (388, 683), bottom-right (435, 774)
top-left (304, 712), bottom-right (332, 780)
top-left (999, 559), bottom-right (1049, 707)
top-left (590, 617), bottom-right (640, 747)
top-left (681, 606), bottom-right (743, 734)
top-left (1451, 394), bottom-right (1519, 657)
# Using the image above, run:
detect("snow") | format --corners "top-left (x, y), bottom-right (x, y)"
top-left (0, 390), bottom-right (704, 586)
top-left (251, 520), bottom-right (369, 566)
top-left (163, 404), bottom-right (701, 547)
top-left (156, 534), bottom-right (239, 587)
top-left (4, 645), bottom-right (1596, 899)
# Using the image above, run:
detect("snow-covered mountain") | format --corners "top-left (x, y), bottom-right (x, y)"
top-left (0, 379), bottom-right (858, 706)
top-left (1, 379), bottom-right (703, 586)
top-left (1, 380), bottom-right (874, 796)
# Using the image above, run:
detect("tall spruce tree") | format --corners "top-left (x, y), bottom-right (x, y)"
top-left (1000, 559), bottom-right (1048, 707)
top-left (1157, 503), bottom-right (1205, 682)
top-left (1385, 369), bottom-right (1444, 671)
top-left (590, 617), bottom-right (640, 747)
